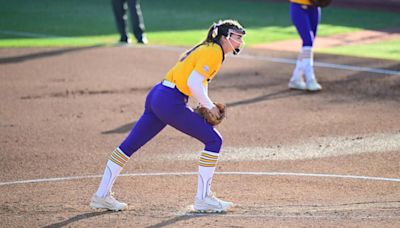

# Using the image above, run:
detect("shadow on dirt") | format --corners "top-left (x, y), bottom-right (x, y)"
top-left (43, 211), bottom-right (114, 228)
top-left (100, 89), bottom-right (306, 135)
top-left (100, 61), bottom-right (400, 135)
top-left (146, 213), bottom-right (211, 228)
top-left (227, 89), bottom-right (305, 107)
top-left (102, 122), bottom-right (136, 135)
top-left (0, 45), bottom-right (103, 64)
top-left (322, 69), bottom-right (400, 103)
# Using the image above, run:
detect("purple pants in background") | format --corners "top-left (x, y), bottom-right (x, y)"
top-left (290, 2), bottom-right (321, 47)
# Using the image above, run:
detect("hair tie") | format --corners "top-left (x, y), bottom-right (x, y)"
top-left (212, 20), bottom-right (223, 38)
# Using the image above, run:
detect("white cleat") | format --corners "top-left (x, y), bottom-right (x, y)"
top-left (90, 193), bottom-right (127, 211)
top-left (306, 79), bottom-right (322, 91)
top-left (194, 192), bottom-right (233, 213)
top-left (288, 79), bottom-right (307, 90)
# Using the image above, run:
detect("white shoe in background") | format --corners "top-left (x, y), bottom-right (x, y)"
top-left (306, 79), bottom-right (322, 91)
top-left (288, 79), bottom-right (307, 90)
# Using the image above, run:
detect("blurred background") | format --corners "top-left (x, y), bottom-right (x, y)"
top-left (0, 0), bottom-right (399, 60)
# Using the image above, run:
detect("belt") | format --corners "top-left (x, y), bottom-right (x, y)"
top-left (162, 80), bottom-right (176, 89)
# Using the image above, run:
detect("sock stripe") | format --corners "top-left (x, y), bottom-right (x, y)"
top-left (108, 148), bottom-right (130, 168)
top-left (114, 149), bottom-right (129, 162)
top-left (300, 49), bottom-right (312, 59)
top-left (199, 157), bottom-right (217, 163)
top-left (199, 151), bottom-right (219, 167)
top-left (109, 157), bottom-right (124, 167)
top-left (110, 153), bottom-right (126, 166)
top-left (200, 153), bottom-right (218, 159)
top-left (199, 162), bottom-right (217, 167)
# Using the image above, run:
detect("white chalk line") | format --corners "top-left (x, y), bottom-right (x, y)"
top-left (238, 54), bottom-right (400, 76)
top-left (149, 45), bottom-right (400, 76)
top-left (174, 212), bottom-right (400, 220)
top-left (1, 29), bottom-right (399, 76)
top-left (0, 171), bottom-right (399, 187)
top-left (152, 133), bottom-right (400, 162)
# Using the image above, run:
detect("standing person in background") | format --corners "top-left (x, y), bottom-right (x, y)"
top-left (90, 19), bottom-right (246, 213)
top-left (112, 0), bottom-right (148, 44)
top-left (288, 0), bottom-right (323, 91)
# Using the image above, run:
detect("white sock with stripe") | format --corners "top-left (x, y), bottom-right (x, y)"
top-left (290, 56), bottom-right (303, 82)
top-left (196, 150), bottom-right (220, 200)
top-left (95, 147), bottom-right (130, 198)
top-left (300, 46), bottom-right (316, 82)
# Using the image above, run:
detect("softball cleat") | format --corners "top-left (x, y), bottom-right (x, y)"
top-left (288, 79), bottom-right (307, 90)
top-left (193, 192), bottom-right (233, 213)
top-left (306, 79), bottom-right (322, 91)
top-left (90, 192), bottom-right (127, 211)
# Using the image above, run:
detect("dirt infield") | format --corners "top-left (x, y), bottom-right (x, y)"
top-left (0, 45), bottom-right (399, 227)
top-left (255, 27), bottom-right (400, 52)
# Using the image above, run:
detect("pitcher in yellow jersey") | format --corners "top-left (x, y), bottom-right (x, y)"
top-left (90, 20), bottom-right (246, 213)
top-left (288, 0), bottom-right (323, 91)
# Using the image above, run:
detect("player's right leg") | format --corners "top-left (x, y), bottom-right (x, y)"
top-left (151, 88), bottom-right (233, 212)
top-left (90, 85), bottom-right (167, 211)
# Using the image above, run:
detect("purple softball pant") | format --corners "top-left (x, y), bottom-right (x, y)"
top-left (290, 2), bottom-right (321, 47)
top-left (118, 82), bottom-right (223, 157)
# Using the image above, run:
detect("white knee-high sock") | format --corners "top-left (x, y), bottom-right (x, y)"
top-left (290, 57), bottom-right (303, 82)
top-left (300, 46), bottom-right (316, 82)
top-left (95, 147), bottom-right (130, 197)
top-left (196, 150), bottom-right (219, 200)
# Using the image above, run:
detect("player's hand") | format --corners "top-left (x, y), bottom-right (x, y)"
top-left (209, 106), bottom-right (221, 119)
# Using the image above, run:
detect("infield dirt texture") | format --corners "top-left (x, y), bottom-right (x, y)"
top-left (0, 44), bottom-right (399, 227)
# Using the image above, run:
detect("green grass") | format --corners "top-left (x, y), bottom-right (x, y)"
top-left (320, 39), bottom-right (400, 61)
top-left (1, 0), bottom-right (400, 60)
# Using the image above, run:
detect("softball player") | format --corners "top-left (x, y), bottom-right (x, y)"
top-left (288, 0), bottom-right (322, 91)
top-left (90, 19), bottom-right (246, 212)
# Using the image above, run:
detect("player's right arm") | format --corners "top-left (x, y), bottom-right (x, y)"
top-left (187, 70), bottom-right (214, 109)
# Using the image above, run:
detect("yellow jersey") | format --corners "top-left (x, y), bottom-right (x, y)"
top-left (164, 43), bottom-right (224, 96)
top-left (290, 0), bottom-right (311, 5)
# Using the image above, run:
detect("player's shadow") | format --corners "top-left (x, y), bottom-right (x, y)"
top-left (43, 211), bottom-right (114, 228)
top-left (101, 121), bottom-right (136, 134)
top-left (0, 45), bottom-right (103, 64)
top-left (146, 213), bottom-right (211, 228)
top-left (321, 63), bottom-right (400, 103)
top-left (100, 89), bottom-right (306, 135)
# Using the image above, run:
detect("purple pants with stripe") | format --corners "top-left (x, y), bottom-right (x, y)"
top-left (290, 2), bottom-right (321, 47)
top-left (119, 83), bottom-right (223, 157)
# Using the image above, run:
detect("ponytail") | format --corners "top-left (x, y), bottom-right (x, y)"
top-left (201, 19), bottom-right (246, 45)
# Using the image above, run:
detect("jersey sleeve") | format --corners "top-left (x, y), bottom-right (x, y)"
top-left (193, 46), bottom-right (222, 81)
